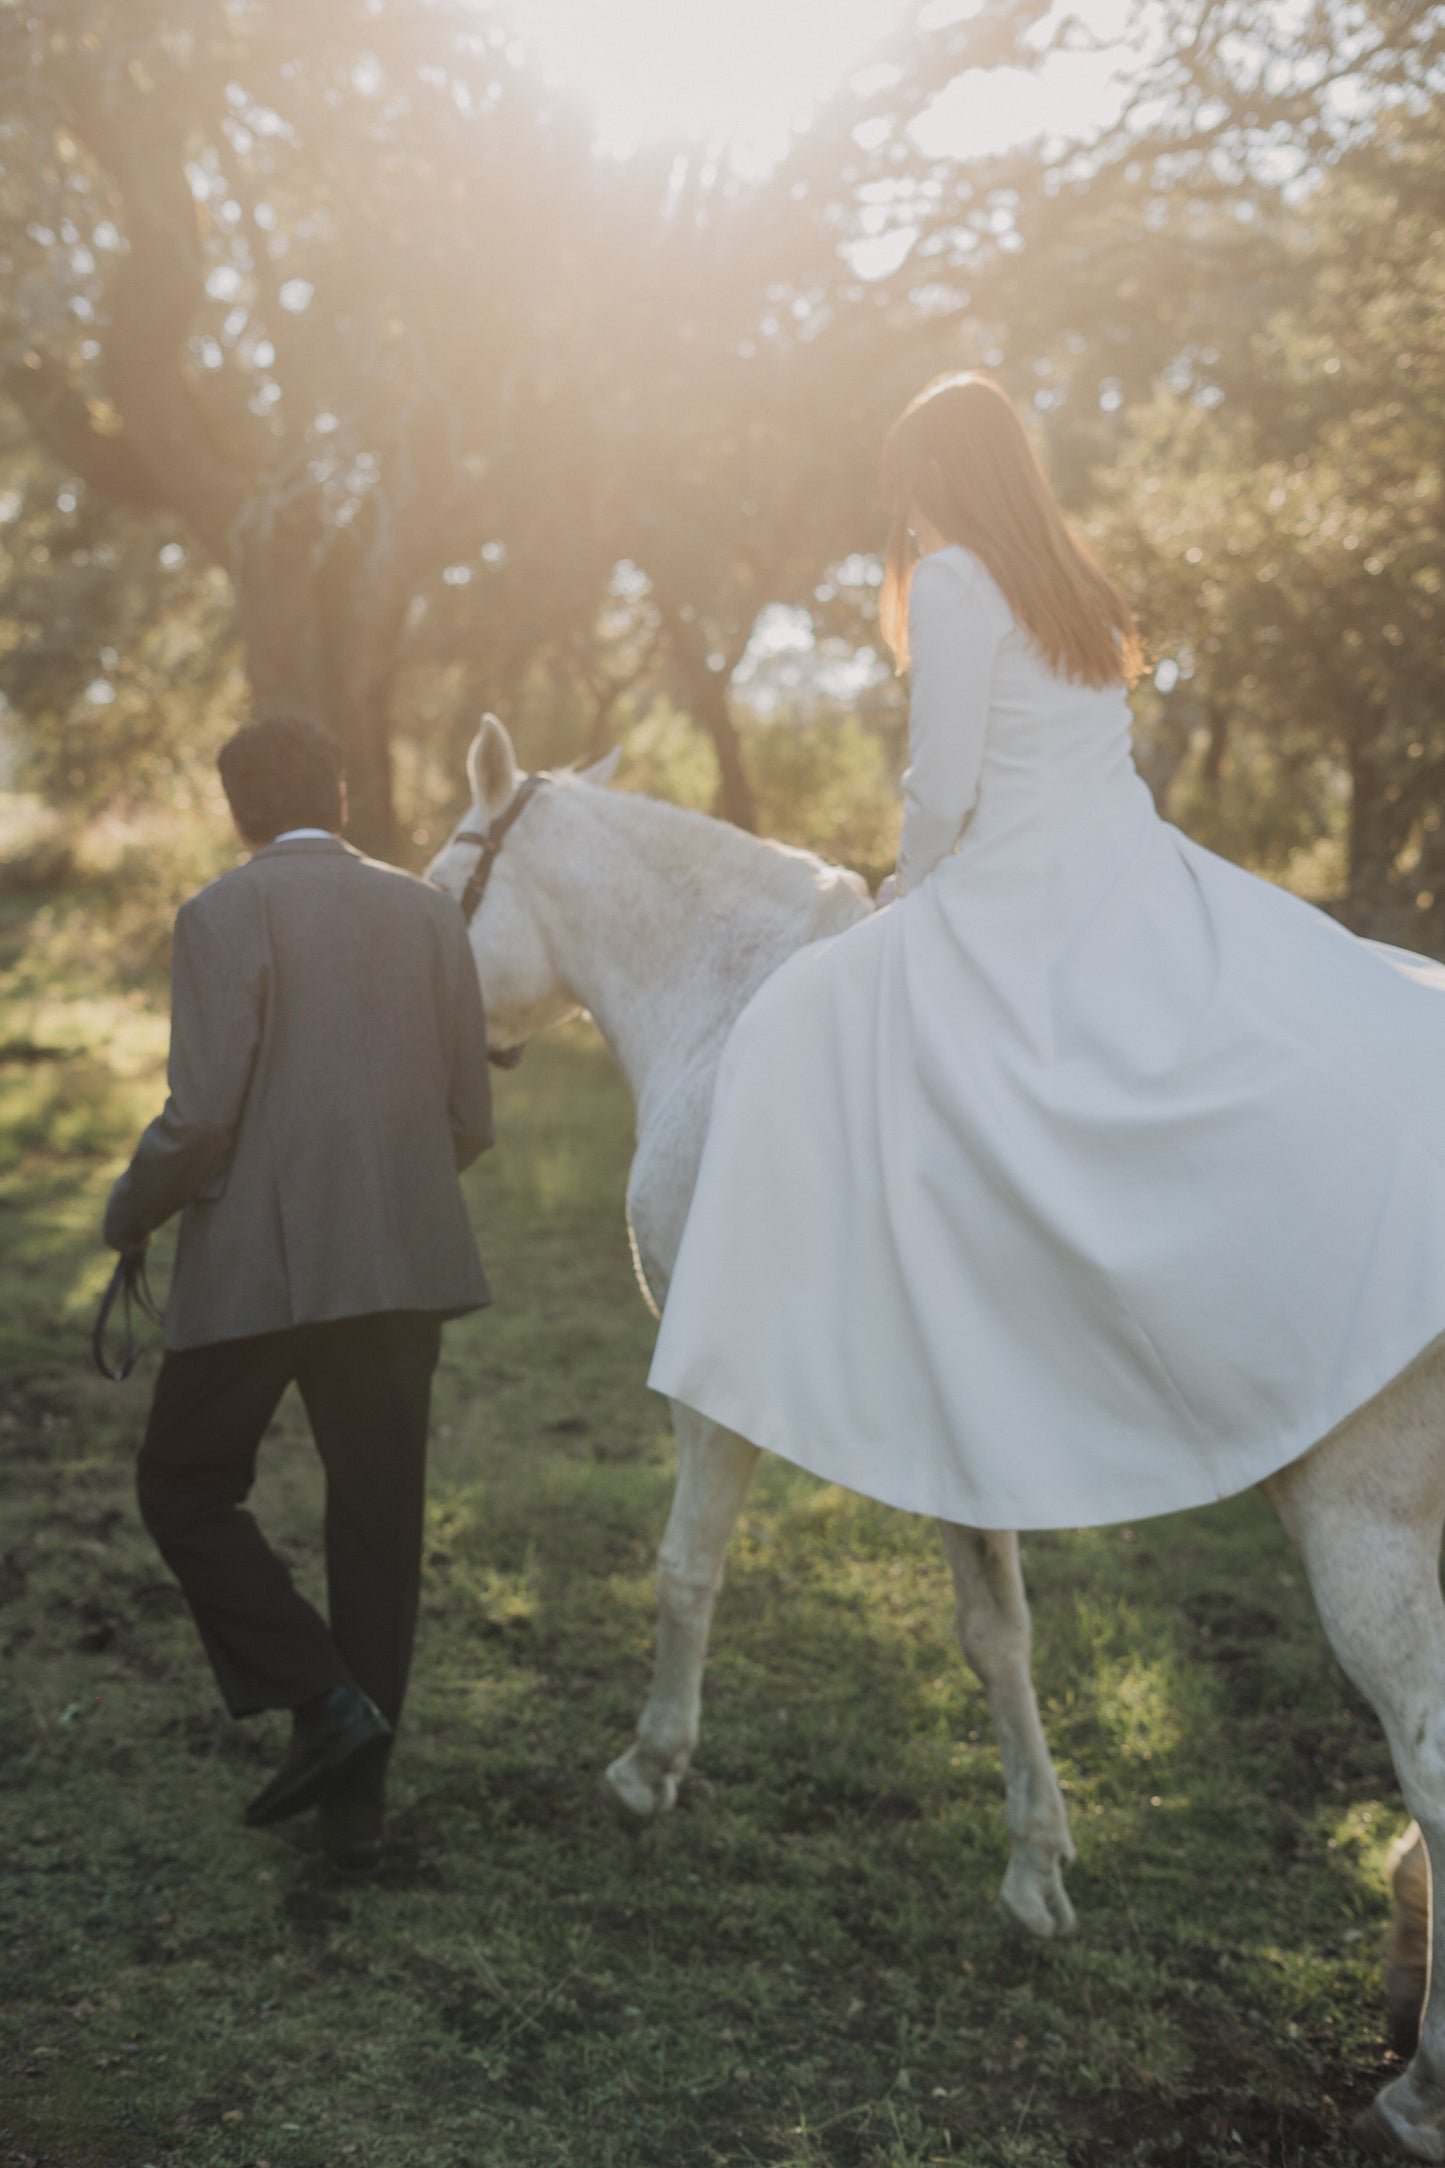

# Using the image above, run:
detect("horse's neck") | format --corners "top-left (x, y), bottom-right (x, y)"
top-left (530, 789), bottom-right (858, 1123)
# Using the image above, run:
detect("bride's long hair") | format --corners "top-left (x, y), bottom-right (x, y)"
top-left (879, 373), bottom-right (1142, 687)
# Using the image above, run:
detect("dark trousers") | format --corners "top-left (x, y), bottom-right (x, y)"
top-left (136, 1312), bottom-right (443, 1738)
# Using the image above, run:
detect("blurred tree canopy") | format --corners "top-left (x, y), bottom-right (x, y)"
top-left (1075, 0), bottom-right (1445, 943)
top-left (0, 0), bottom-right (1440, 931)
top-left (1, 0), bottom-right (634, 850)
top-left (0, 0), bottom-right (1021, 847)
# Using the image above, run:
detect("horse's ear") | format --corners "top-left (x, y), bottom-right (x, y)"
top-left (466, 714), bottom-right (519, 816)
top-left (580, 745), bottom-right (621, 789)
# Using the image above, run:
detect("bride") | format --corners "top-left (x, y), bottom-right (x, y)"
top-left (648, 371), bottom-right (1445, 1531)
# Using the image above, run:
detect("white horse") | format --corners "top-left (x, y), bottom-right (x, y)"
top-left (429, 715), bottom-right (1445, 2161)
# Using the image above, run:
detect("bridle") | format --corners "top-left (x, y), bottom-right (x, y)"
top-left (451, 770), bottom-right (549, 1068)
top-left (453, 770), bottom-right (549, 926)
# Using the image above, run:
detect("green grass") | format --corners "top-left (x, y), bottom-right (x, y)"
top-left (0, 879), bottom-right (1411, 2167)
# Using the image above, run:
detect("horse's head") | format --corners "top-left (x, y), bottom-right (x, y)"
top-left (427, 713), bottom-right (620, 1062)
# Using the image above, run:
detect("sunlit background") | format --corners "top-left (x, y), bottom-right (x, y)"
top-left (489, 0), bottom-right (1139, 719)
top-left (500, 0), bottom-right (1135, 167)
top-left (0, 0), bottom-right (1437, 948)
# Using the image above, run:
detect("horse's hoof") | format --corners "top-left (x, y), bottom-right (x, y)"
top-left (1352, 2102), bottom-right (1445, 2162)
top-left (602, 1750), bottom-right (677, 1822)
top-left (998, 1862), bottom-right (1078, 1940)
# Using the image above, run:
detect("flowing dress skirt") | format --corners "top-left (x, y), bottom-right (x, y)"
top-left (648, 772), bottom-right (1445, 1529)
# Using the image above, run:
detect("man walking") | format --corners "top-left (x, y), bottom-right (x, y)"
top-left (105, 714), bottom-right (494, 1870)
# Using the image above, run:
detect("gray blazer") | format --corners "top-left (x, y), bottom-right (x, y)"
top-left (104, 837), bottom-right (494, 1350)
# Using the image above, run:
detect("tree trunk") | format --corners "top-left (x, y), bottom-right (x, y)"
top-left (231, 524), bottom-right (328, 718)
top-left (324, 647), bottom-right (404, 863)
top-left (1134, 688), bottom-right (1198, 814)
top-left (656, 600), bottom-right (757, 832)
top-left (229, 520), bottom-right (404, 861)
top-left (1346, 727), bottom-right (1398, 937)
top-left (691, 664), bottom-right (757, 834)
top-left (1202, 697), bottom-right (1229, 786)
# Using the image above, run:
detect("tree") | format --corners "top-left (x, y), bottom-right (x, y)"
top-left (0, 395), bottom-right (242, 815)
top-left (0, 1), bottom-right (972, 840)
top-left (1095, 106), bottom-right (1445, 941)
top-left (865, 0), bottom-right (1445, 939)
top-left (0, 0), bottom-right (616, 852)
top-left (0, 0), bottom-right (1072, 843)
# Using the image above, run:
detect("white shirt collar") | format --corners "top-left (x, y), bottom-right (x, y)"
top-left (271, 828), bottom-right (337, 843)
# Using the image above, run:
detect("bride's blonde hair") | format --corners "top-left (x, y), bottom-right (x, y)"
top-left (879, 373), bottom-right (1142, 687)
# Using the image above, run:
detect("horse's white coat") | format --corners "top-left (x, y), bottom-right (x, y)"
top-left (430, 718), bottom-right (1445, 2159)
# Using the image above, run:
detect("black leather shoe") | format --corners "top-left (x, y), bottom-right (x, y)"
top-left (244, 1685), bottom-right (392, 1829)
top-left (319, 1791), bottom-right (386, 1873)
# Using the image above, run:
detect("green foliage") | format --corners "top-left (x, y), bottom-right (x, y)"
top-left (749, 711), bottom-right (901, 884)
top-left (616, 701), bottom-right (901, 884)
top-left (614, 696), bottom-right (723, 816)
top-left (1, 0), bottom-right (1442, 913)
top-left (0, 410), bottom-right (240, 817)
top-left (0, 876), bottom-right (1415, 2166)
top-left (0, 0), bottom-right (1004, 847)
top-left (1090, 109), bottom-right (1445, 943)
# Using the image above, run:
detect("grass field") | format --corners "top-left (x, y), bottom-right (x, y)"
top-left (0, 871), bottom-right (1413, 2168)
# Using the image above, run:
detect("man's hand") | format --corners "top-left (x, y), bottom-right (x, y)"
top-left (875, 873), bottom-right (899, 909)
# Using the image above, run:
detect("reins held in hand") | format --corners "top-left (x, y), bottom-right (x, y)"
top-left (92, 1246), bottom-right (164, 1382)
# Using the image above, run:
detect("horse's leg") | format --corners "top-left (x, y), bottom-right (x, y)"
top-left (605, 1402), bottom-right (759, 1818)
top-left (1265, 1378), bottom-right (1445, 2162)
top-left (939, 1523), bottom-right (1077, 1938)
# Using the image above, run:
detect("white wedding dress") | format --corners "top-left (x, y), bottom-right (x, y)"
top-left (647, 543), bottom-right (1445, 1530)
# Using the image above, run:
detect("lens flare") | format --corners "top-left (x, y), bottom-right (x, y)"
top-left (501, 0), bottom-right (1132, 171)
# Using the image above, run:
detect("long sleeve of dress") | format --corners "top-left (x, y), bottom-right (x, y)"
top-left (895, 550), bottom-right (1006, 896)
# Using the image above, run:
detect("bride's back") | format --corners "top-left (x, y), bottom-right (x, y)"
top-left (938, 542), bottom-right (1146, 859)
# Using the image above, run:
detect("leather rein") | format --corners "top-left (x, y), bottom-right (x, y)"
top-left (92, 1246), bottom-right (165, 1382)
top-left (451, 770), bottom-right (549, 1068)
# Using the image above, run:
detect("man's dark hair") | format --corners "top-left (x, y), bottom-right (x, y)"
top-left (217, 714), bottom-right (346, 844)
